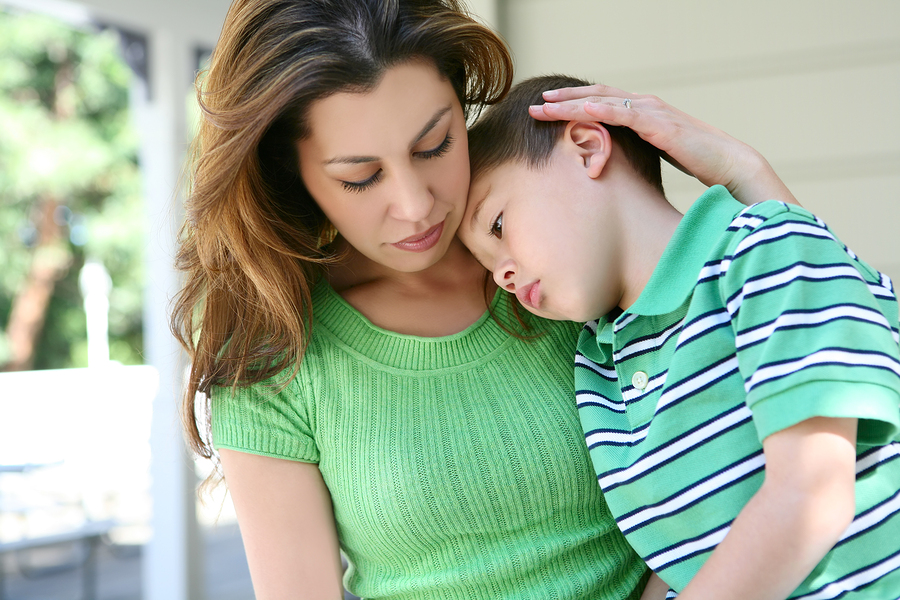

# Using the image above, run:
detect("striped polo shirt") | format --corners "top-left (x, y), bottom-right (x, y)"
top-left (576, 186), bottom-right (900, 598)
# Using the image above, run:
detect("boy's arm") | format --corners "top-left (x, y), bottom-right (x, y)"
top-left (676, 416), bottom-right (857, 600)
top-left (531, 83), bottom-right (799, 207)
top-left (639, 571), bottom-right (671, 600)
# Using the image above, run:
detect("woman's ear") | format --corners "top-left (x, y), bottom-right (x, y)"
top-left (564, 121), bottom-right (612, 179)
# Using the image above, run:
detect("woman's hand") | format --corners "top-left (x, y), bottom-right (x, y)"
top-left (531, 83), bottom-right (799, 207)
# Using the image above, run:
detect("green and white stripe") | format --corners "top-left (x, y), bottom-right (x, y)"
top-left (577, 187), bottom-right (900, 597)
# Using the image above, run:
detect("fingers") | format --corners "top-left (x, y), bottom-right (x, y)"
top-left (529, 99), bottom-right (639, 128)
top-left (542, 83), bottom-right (633, 102)
top-left (583, 100), bottom-right (639, 127)
top-left (529, 101), bottom-right (597, 122)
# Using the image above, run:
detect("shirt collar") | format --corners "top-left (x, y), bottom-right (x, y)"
top-left (623, 185), bottom-right (745, 318)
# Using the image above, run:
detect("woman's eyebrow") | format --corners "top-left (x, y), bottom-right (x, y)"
top-left (410, 105), bottom-right (452, 148)
top-left (322, 105), bottom-right (452, 166)
top-left (324, 154), bottom-right (378, 165)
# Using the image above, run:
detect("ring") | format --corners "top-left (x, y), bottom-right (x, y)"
top-left (623, 98), bottom-right (632, 109)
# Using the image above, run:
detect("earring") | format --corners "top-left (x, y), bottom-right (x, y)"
top-left (317, 222), bottom-right (338, 249)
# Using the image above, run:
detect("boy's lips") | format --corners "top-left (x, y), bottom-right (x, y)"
top-left (516, 280), bottom-right (541, 310)
top-left (392, 222), bottom-right (444, 252)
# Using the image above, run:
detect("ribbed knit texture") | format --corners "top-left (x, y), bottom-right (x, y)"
top-left (212, 282), bottom-right (647, 599)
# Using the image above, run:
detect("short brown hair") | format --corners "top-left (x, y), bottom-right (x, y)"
top-left (468, 74), bottom-right (663, 193)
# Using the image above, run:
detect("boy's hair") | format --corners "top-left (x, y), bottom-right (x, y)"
top-left (467, 75), bottom-right (664, 194)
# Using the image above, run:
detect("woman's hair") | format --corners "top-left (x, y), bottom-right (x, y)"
top-left (170, 0), bottom-right (513, 462)
top-left (468, 74), bottom-right (663, 193)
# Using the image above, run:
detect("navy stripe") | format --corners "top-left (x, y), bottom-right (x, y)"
top-left (732, 229), bottom-right (834, 261)
top-left (597, 405), bottom-right (753, 492)
top-left (834, 488), bottom-right (900, 549)
top-left (574, 361), bottom-right (617, 381)
top-left (857, 447), bottom-right (900, 479)
top-left (618, 450), bottom-right (764, 535)
top-left (725, 262), bottom-right (866, 312)
top-left (748, 347), bottom-right (900, 391)
top-left (795, 546), bottom-right (900, 599)
top-left (645, 521), bottom-right (732, 569)
top-left (735, 304), bottom-right (896, 351)
top-left (654, 355), bottom-right (740, 417)
top-left (585, 421), bottom-right (652, 450)
top-left (614, 319), bottom-right (684, 362)
top-left (676, 308), bottom-right (732, 350)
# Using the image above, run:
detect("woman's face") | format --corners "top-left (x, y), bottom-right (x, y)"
top-left (298, 61), bottom-right (470, 273)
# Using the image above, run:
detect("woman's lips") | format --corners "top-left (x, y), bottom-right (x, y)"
top-left (516, 281), bottom-right (541, 310)
top-left (392, 221), bottom-right (444, 252)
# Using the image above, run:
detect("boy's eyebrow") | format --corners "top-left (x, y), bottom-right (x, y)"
top-left (468, 184), bottom-right (492, 231)
top-left (323, 105), bottom-right (452, 166)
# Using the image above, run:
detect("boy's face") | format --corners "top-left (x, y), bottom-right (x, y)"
top-left (459, 155), bottom-right (623, 322)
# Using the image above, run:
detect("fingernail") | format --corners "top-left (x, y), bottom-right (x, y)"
top-left (543, 90), bottom-right (559, 99)
top-left (528, 105), bottom-right (543, 112)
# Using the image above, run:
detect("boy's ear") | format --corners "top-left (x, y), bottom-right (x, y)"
top-left (564, 121), bottom-right (612, 179)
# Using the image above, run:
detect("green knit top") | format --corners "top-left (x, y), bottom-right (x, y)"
top-left (211, 281), bottom-right (646, 600)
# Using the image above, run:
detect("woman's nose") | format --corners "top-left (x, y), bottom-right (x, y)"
top-left (389, 170), bottom-right (434, 222)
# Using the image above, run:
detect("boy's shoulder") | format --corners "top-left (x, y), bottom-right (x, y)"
top-left (717, 198), bottom-right (895, 314)
top-left (725, 199), bottom-right (820, 235)
top-left (720, 199), bottom-right (874, 278)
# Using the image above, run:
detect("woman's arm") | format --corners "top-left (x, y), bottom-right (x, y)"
top-left (530, 84), bottom-right (799, 207)
top-left (677, 417), bottom-right (857, 600)
top-left (220, 449), bottom-right (345, 600)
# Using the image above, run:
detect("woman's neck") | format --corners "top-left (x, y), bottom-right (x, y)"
top-left (327, 237), bottom-right (497, 337)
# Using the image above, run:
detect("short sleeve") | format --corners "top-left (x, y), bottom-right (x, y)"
top-left (210, 374), bottom-right (320, 463)
top-left (720, 202), bottom-right (900, 444)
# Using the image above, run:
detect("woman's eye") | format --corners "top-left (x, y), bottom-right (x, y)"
top-left (341, 169), bottom-right (383, 193)
top-left (415, 134), bottom-right (454, 159)
top-left (489, 213), bottom-right (503, 239)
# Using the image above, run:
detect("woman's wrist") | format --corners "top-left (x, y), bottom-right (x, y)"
top-left (725, 147), bottom-right (799, 207)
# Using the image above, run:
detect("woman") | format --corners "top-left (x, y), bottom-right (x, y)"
top-left (170, 0), bottom-right (796, 598)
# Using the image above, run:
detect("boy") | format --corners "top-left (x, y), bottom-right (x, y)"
top-left (458, 75), bottom-right (900, 598)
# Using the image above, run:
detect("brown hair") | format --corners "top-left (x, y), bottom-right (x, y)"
top-left (170, 0), bottom-right (513, 463)
top-left (468, 74), bottom-right (663, 193)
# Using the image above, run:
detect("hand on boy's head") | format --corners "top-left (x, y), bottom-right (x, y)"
top-left (531, 82), bottom-right (636, 123)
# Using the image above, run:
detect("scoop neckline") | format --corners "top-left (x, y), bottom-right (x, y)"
top-left (310, 279), bottom-right (516, 373)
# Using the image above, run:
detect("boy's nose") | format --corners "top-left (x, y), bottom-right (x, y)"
top-left (493, 260), bottom-right (516, 292)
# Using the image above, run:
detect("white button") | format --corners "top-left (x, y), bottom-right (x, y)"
top-left (631, 371), bottom-right (649, 390)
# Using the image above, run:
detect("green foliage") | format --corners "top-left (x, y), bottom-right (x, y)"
top-left (0, 8), bottom-right (144, 368)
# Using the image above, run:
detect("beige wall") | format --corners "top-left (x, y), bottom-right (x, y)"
top-left (479, 0), bottom-right (900, 283)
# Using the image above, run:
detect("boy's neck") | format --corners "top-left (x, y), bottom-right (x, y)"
top-left (614, 184), bottom-right (682, 311)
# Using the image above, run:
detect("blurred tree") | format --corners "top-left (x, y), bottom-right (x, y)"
top-left (0, 8), bottom-right (144, 370)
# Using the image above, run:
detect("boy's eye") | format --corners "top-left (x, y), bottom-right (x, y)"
top-left (415, 134), bottom-right (454, 159)
top-left (341, 169), bottom-right (383, 193)
top-left (489, 213), bottom-right (503, 239)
